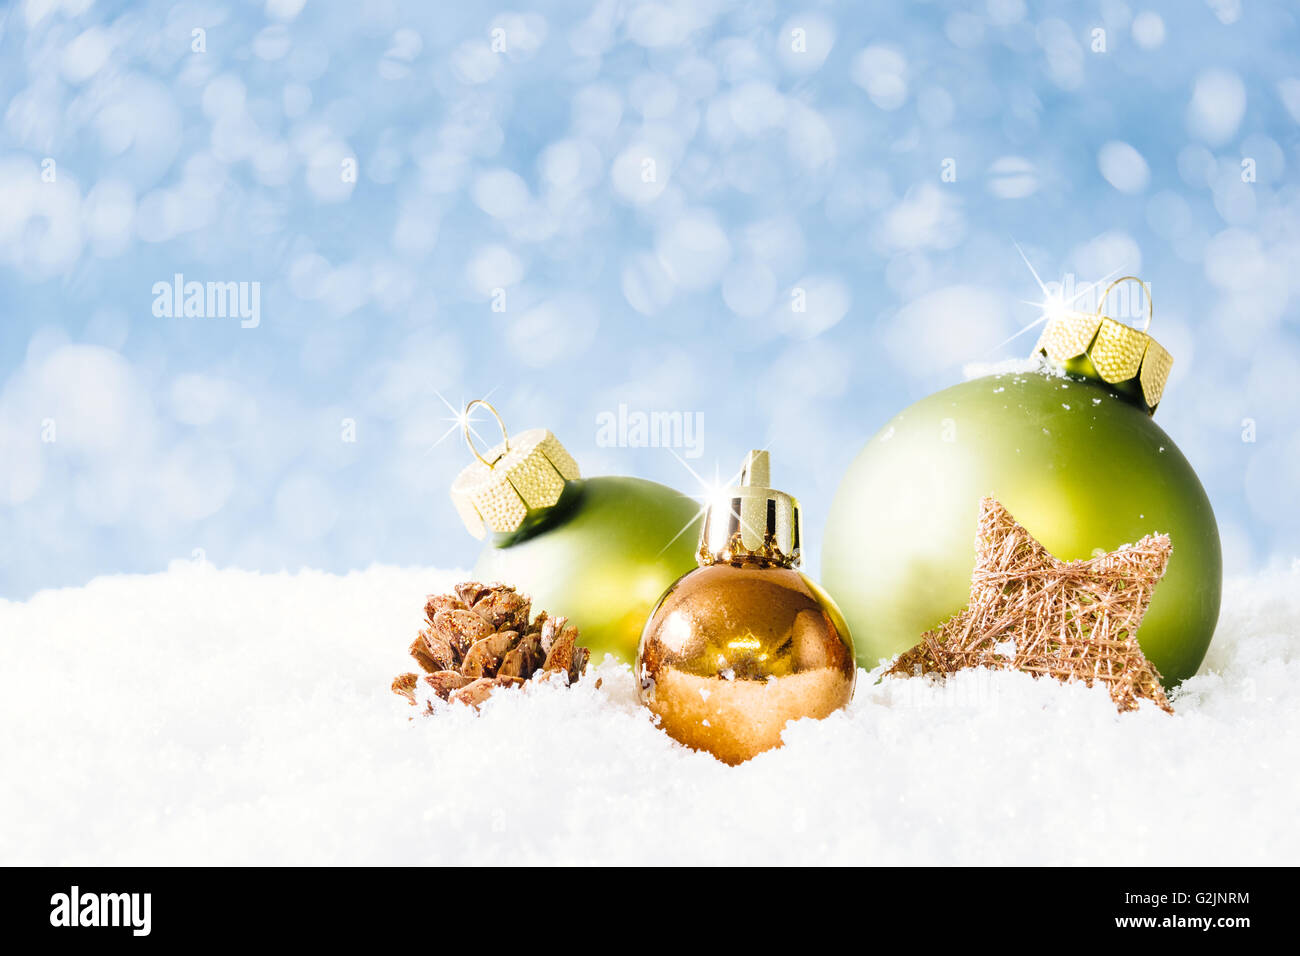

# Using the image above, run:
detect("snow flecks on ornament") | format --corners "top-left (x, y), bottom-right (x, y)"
top-left (961, 353), bottom-right (1062, 381)
top-left (0, 564), bottom-right (1296, 864)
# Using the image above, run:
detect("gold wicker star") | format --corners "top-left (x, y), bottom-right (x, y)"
top-left (887, 497), bottom-right (1174, 714)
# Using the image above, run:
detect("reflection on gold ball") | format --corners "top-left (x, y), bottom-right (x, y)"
top-left (637, 564), bottom-right (856, 765)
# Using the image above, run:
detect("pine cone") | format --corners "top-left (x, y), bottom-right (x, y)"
top-left (393, 582), bottom-right (590, 711)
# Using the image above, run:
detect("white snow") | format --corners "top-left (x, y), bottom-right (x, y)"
top-left (961, 354), bottom-right (1060, 380)
top-left (2, 562), bottom-right (1297, 865)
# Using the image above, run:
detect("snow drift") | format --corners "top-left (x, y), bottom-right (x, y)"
top-left (1, 562), bottom-right (1297, 865)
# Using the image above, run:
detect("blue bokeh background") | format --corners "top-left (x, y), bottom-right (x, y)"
top-left (1, 0), bottom-right (1298, 599)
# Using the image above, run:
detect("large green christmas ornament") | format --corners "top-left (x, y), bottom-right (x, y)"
top-left (451, 401), bottom-right (702, 664)
top-left (822, 278), bottom-right (1221, 685)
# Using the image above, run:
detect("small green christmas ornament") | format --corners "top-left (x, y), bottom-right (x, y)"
top-left (451, 400), bottom-right (702, 664)
top-left (821, 278), bottom-right (1221, 685)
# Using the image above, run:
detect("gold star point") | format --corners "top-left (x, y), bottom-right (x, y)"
top-left (888, 497), bottom-right (1174, 714)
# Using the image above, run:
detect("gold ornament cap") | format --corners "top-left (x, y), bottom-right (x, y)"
top-left (450, 400), bottom-right (580, 540)
top-left (699, 450), bottom-right (802, 567)
top-left (1034, 275), bottom-right (1172, 413)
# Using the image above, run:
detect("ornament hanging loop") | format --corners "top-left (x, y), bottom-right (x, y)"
top-left (1097, 275), bottom-right (1153, 332)
top-left (463, 399), bottom-right (510, 469)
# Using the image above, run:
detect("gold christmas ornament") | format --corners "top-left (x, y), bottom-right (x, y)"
top-left (637, 451), bottom-right (856, 765)
top-left (1034, 275), bottom-right (1172, 412)
top-left (887, 498), bottom-right (1174, 714)
top-left (393, 581), bottom-right (589, 711)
